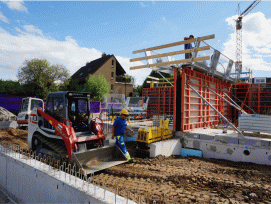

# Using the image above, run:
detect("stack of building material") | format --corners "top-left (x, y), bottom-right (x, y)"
top-left (0, 107), bottom-right (17, 121)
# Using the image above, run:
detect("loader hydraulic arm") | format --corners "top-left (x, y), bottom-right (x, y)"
top-left (37, 108), bottom-right (78, 161)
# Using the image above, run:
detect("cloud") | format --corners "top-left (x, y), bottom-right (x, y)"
top-left (161, 17), bottom-right (167, 22)
top-left (0, 25), bottom-right (149, 85)
top-left (140, 2), bottom-right (147, 7)
top-left (1, 0), bottom-right (28, 12)
top-left (23, 25), bottom-right (44, 36)
top-left (223, 12), bottom-right (271, 71)
top-left (0, 11), bottom-right (9, 24)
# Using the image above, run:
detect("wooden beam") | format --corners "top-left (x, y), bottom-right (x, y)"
top-left (147, 76), bottom-right (159, 81)
top-left (130, 56), bottom-right (210, 70)
top-left (130, 46), bottom-right (210, 62)
top-left (146, 81), bottom-right (159, 83)
top-left (132, 34), bottom-right (215, 54)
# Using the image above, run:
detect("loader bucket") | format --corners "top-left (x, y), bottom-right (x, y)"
top-left (70, 145), bottom-right (127, 175)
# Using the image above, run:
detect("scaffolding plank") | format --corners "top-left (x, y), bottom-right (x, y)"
top-left (132, 34), bottom-right (215, 54)
top-left (130, 46), bottom-right (210, 62)
top-left (130, 56), bottom-right (210, 70)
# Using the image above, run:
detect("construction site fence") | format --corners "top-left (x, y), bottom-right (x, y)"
top-left (0, 142), bottom-right (167, 204)
top-left (0, 94), bottom-right (29, 115)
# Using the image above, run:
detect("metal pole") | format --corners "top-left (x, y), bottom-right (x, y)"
top-left (156, 71), bottom-right (174, 87)
top-left (208, 88), bottom-right (247, 114)
top-left (187, 83), bottom-right (243, 136)
top-left (224, 91), bottom-right (256, 114)
top-left (223, 91), bottom-right (242, 110)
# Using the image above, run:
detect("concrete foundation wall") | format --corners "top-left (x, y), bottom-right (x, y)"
top-left (182, 132), bottom-right (271, 165)
top-left (150, 138), bottom-right (182, 158)
top-left (0, 148), bottom-right (135, 204)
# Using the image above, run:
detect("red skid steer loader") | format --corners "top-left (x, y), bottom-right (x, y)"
top-left (28, 92), bottom-right (127, 175)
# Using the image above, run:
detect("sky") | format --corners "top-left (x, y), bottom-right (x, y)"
top-left (0, 0), bottom-right (271, 86)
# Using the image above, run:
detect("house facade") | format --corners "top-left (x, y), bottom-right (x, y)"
top-left (71, 54), bottom-right (134, 97)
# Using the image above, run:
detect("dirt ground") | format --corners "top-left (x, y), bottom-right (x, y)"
top-left (1, 128), bottom-right (271, 203)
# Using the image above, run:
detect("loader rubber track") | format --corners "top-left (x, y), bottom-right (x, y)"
top-left (34, 133), bottom-right (68, 163)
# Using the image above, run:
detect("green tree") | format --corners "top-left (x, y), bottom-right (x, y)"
top-left (133, 85), bottom-right (143, 97)
top-left (84, 74), bottom-right (109, 101)
top-left (0, 80), bottom-right (24, 95)
top-left (59, 79), bottom-right (84, 92)
top-left (17, 59), bottom-right (70, 99)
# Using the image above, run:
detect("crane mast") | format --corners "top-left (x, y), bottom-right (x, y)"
top-left (235, 0), bottom-right (260, 72)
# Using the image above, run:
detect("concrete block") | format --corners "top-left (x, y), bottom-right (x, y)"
top-left (0, 121), bottom-right (18, 129)
top-left (150, 138), bottom-right (182, 158)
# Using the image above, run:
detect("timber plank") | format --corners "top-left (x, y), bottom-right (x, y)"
top-left (132, 34), bottom-right (215, 54)
top-left (130, 46), bottom-right (210, 62)
top-left (130, 56), bottom-right (210, 70)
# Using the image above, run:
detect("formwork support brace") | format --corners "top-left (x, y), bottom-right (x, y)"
top-left (187, 83), bottom-right (244, 136)
top-left (224, 91), bottom-right (256, 114)
top-left (207, 87), bottom-right (247, 114)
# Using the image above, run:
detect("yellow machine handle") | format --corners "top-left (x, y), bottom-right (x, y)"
top-left (160, 119), bottom-right (169, 129)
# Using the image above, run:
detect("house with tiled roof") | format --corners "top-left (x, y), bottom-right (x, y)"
top-left (71, 53), bottom-right (134, 97)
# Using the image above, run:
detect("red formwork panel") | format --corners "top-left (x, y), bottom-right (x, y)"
top-left (142, 87), bottom-right (174, 118)
top-left (233, 83), bottom-right (271, 119)
top-left (175, 67), bottom-right (232, 132)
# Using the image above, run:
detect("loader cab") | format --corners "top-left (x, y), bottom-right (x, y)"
top-left (67, 95), bottom-right (90, 132)
top-left (44, 92), bottom-right (91, 133)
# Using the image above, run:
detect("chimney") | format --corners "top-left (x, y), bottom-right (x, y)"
top-left (102, 52), bottom-right (107, 58)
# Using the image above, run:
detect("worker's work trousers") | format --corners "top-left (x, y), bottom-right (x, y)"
top-left (116, 136), bottom-right (131, 160)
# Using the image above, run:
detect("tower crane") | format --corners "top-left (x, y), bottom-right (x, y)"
top-left (236, 0), bottom-right (261, 72)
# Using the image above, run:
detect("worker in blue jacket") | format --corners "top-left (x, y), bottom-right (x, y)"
top-left (184, 35), bottom-right (195, 59)
top-left (111, 109), bottom-right (134, 161)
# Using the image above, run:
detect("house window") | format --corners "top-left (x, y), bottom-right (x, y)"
top-left (112, 60), bottom-right (114, 67)
top-left (111, 84), bottom-right (114, 91)
top-left (111, 72), bottom-right (114, 79)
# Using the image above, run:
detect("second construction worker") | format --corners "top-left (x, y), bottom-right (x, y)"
top-left (111, 109), bottom-right (134, 161)
top-left (184, 34), bottom-right (195, 59)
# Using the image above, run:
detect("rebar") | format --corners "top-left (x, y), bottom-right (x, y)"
top-left (87, 177), bottom-right (91, 193)
top-left (83, 175), bottom-right (87, 191)
top-left (94, 180), bottom-right (96, 196)
top-left (103, 183), bottom-right (106, 200)
top-left (43, 155), bottom-right (47, 164)
top-left (59, 165), bottom-right (63, 178)
top-left (115, 186), bottom-right (118, 204)
top-left (126, 191), bottom-right (129, 204)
